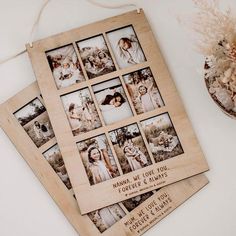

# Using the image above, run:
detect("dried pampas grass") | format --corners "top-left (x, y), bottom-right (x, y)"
top-left (192, 0), bottom-right (236, 55)
top-left (188, 0), bottom-right (236, 118)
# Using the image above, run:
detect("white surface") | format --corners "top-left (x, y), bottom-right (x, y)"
top-left (0, 0), bottom-right (236, 235)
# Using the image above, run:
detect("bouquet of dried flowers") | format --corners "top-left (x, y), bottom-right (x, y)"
top-left (192, 0), bottom-right (236, 118)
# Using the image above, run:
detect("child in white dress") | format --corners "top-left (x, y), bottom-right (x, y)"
top-left (138, 84), bottom-right (161, 113)
top-left (88, 147), bottom-right (112, 184)
top-left (68, 103), bottom-right (82, 132)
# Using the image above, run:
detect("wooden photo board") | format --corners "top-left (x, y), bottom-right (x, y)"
top-left (0, 82), bottom-right (208, 236)
top-left (27, 10), bottom-right (209, 214)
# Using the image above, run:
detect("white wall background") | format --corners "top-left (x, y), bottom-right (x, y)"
top-left (0, 0), bottom-right (236, 235)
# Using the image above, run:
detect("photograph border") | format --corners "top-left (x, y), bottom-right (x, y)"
top-left (76, 33), bottom-right (117, 79)
top-left (122, 66), bottom-right (166, 114)
top-left (106, 24), bottom-right (147, 69)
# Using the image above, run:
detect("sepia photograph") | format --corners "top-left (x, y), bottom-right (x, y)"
top-left (141, 113), bottom-right (184, 163)
top-left (14, 98), bottom-right (46, 126)
top-left (123, 68), bottom-right (164, 114)
top-left (43, 144), bottom-right (72, 190)
top-left (92, 78), bottom-right (133, 124)
top-left (88, 204), bottom-right (126, 233)
top-left (122, 191), bottom-right (154, 212)
top-left (77, 35), bottom-right (116, 79)
top-left (46, 44), bottom-right (85, 89)
top-left (77, 134), bottom-right (120, 185)
top-left (14, 98), bottom-right (54, 148)
top-left (106, 25), bottom-right (146, 69)
top-left (109, 123), bottom-right (152, 174)
top-left (61, 88), bottom-right (102, 136)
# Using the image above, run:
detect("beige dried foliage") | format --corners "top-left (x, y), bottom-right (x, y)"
top-left (191, 0), bottom-right (236, 55)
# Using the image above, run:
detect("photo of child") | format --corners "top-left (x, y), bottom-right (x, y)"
top-left (109, 123), bottom-right (152, 174)
top-left (141, 113), bottom-right (184, 163)
top-left (122, 191), bottom-right (154, 212)
top-left (88, 204), bottom-right (126, 233)
top-left (106, 26), bottom-right (146, 68)
top-left (32, 119), bottom-right (53, 142)
top-left (43, 144), bottom-right (72, 190)
top-left (77, 35), bottom-right (116, 79)
top-left (14, 98), bottom-right (55, 148)
top-left (123, 68), bottom-right (164, 114)
top-left (61, 88), bottom-right (102, 136)
top-left (92, 78), bottom-right (133, 124)
top-left (77, 134), bottom-right (120, 185)
top-left (46, 44), bottom-right (85, 89)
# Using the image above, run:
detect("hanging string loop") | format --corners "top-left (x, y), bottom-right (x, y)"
top-left (0, 0), bottom-right (140, 65)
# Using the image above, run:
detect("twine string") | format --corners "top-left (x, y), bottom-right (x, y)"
top-left (0, 0), bottom-right (140, 65)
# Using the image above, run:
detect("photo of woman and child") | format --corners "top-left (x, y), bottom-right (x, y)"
top-left (88, 204), bottom-right (126, 233)
top-left (46, 44), bottom-right (85, 89)
top-left (77, 35), bottom-right (116, 79)
top-left (43, 144), bottom-right (72, 190)
top-left (106, 26), bottom-right (146, 69)
top-left (32, 119), bottom-right (53, 142)
top-left (109, 124), bottom-right (152, 174)
top-left (123, 68), bottom-right (165, 114)
top-left (61, 88), bottom-right (102, 136)
top-left (77, 134), bottom-right (120, 185)
top-left (14, 98), bottom-right (55, 148)
top-left (92, 78), bottom-right (133, 124)
top-left (141, 113), bottom-right (184, 163)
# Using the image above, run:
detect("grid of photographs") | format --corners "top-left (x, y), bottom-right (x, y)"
top-left (26, 17), bottom-right (209, 216)
top-left (72, 112), bottom-right (183, 185)
top-left (7, 10), bottom-right (209, 235)
top-left (42, 25), bottom-right (184, 186)
top-left (12, 95), bottom-right (160, 234)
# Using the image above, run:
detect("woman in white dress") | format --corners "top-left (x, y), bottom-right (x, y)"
top-left (117, 37), bottom-right (145, 65)
top-left (88, 147), bottom-right (112, 184)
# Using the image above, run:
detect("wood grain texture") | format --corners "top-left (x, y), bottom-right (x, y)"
top-left (27, 9), bottom-right (209, 214)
